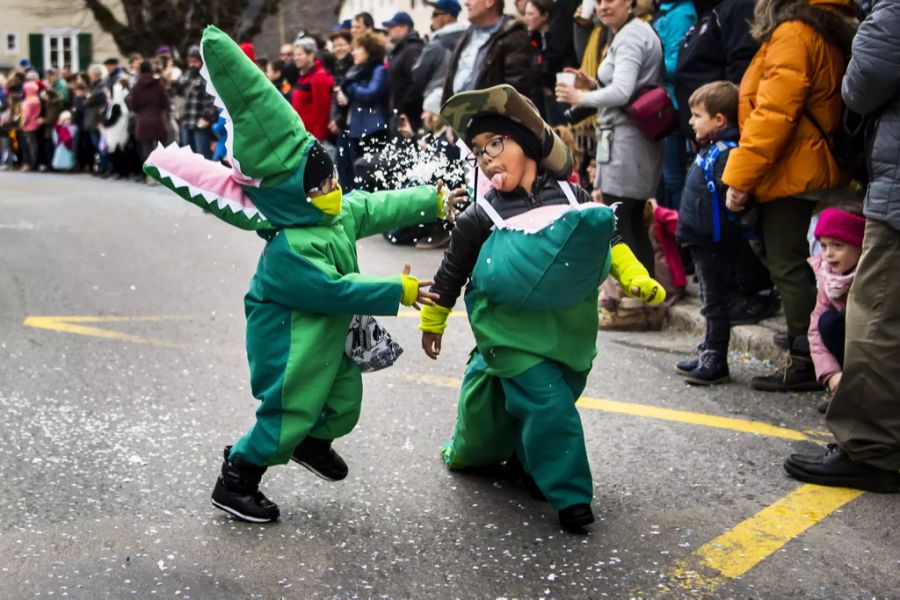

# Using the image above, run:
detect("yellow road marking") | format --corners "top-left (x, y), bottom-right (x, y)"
top-left (23, 315), bottom-right (192, 348)
top-left (661, 484), bottom-right (863, 597)
top-left (391, 373), bottom-right (814, 441)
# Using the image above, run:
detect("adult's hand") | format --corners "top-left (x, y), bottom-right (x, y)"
top-left (726, 187), bottom-right (749, 212)
top-left (563, 67), bottom-right (596, 90)
top-left (556, 82), bottom-right (583, 106)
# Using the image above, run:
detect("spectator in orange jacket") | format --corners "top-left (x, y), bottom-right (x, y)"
top-left (722, 0), bottom-right (857, 393)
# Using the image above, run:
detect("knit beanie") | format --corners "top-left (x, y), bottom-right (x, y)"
top-left (814, 208), bottom-right (866, 248)
top-left (303, 142), bottom-right (336, 193)
top-left (468, 114), bottom-right (543, 162)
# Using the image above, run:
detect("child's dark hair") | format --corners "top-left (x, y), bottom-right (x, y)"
top-left (689, 81), bottom-right (739, 124)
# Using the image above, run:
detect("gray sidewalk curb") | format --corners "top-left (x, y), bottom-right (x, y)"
top-left (664, 298), bottom-right (787, 365)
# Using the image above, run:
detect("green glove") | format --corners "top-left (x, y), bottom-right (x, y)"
top-left (609, 243), bottom-right (666, 305)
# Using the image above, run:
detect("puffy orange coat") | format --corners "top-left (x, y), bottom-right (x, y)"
top-left (722, 0), bottom-right (856, 202)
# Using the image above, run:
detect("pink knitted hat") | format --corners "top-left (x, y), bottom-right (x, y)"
top-left (814, 208), bottom-right (866, 248)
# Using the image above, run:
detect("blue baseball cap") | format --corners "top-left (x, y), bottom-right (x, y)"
top-left (331, 19), bottom-right (352, 32)
top-left (427, 0), bottom-right (462, 17)
top-left (382, 11), bottom-right (414, 28)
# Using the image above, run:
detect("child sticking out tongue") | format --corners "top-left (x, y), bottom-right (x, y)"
top-left (491, 172), bottom-right (505, 189)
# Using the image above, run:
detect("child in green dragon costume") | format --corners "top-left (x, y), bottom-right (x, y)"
top-left (144, 26), bottom-right (446, 523)
top-left (420, 85), bottom-right (666, 533)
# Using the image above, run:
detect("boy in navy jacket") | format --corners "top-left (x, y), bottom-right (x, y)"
top-left (674, 81), bottom-right (742, 384)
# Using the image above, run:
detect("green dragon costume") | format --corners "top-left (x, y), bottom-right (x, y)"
top-left (420, 85), bottom-right (665, 533)
top-left (144, 26), bottom-right (444, 522)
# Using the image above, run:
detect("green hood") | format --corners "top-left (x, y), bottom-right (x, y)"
top-left (141, 25), bottom-right (334, 229)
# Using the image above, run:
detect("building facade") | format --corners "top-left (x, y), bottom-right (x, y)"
top-left (0, 0), bottom-right (121, 72)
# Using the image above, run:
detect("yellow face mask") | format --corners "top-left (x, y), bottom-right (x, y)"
top-left (310, 183), bottom-right (343, 216)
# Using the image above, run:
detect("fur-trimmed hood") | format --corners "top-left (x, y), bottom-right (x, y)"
top-left (761, 0), bottom-right (858, 56)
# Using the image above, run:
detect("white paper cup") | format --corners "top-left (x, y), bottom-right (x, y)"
top-left (556, 72), bottom-right (576, 87)
top-left (580, 0), bottom-right (596, 19)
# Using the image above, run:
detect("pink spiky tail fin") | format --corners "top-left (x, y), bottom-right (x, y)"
top-left (143, 143), bottom-right (273, 232)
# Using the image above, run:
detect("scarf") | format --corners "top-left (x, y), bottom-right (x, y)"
top-left (819, 260), bottom-right (855, 300)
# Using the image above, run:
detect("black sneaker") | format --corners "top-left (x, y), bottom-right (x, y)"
top-left (784, 443), bottom-right (900, 493)
top-left (291, 437), bottom-right (348, 481)
top-left (730, 291), bottom-right (780, 325)
top-left (683, 350), bottom-right (730, 385)
top-left (559, 504), bottom-right (595, 534)
top-left (751, 355), bottom-right (822, 392)
top-left (211, 447), bottom-right (280, 523)
top-left (503, 454), bottom-right (547, 502)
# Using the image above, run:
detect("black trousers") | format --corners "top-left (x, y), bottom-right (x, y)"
top-left (604, 193), bottom-right (655, 277)
top-left (819, 309), bottom-right (845, 366)
top-left (691, 244), bottom-right (736, 354)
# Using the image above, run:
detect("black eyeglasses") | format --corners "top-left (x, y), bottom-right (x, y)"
top-left (433, 10), bottom-right (449, 18)
top-left (465, 135), bottom-right (511, 167)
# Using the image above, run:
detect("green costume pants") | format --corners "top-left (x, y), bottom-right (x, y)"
top-left (442, 351), bottom-right (593, 510)
top-left (230, 354), bottom-right (363, 466)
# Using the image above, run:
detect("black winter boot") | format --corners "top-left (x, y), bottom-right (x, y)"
top-left (751, 355), bottom-right (822, 392)
top-left (559, 504), bottom-right (595, 534)
top-left (676, 344), bottom-right (705, 376)
top-left (683, 350), bottom-right (730, 385)
top-left (292, 436), bottom-right (348, 481)
top-left (211, 446), bottom-right (280, 523)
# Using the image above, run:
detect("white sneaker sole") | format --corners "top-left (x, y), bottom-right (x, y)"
top-left (210, 498), bottom-right (277, 523)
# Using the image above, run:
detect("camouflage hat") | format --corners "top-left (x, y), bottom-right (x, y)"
top-left (441, 84), bottom-right (574, 179)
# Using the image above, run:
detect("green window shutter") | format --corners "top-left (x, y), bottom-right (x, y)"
top-left (28, 33), bottom-right (43, 73)
top-left (77, 33), bottom-right (92, 71)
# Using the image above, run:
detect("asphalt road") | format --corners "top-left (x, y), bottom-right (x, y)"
top-left (1, 171), bottom-right (897, 599)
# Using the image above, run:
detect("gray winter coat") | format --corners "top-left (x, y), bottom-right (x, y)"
top-left (579, 17), bottom-right (665, 199)
top-left (842, 0), bottom-right (900, 232)
top-left (412, 22), bottom-right (467, 98)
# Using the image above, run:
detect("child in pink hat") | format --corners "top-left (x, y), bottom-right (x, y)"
top-left (808, 206), bottom-right (866, 411)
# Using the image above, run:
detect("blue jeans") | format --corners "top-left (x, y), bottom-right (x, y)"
top-left (181, 126), bottom-right (212, 159)
top-left (658, 133), bottom-right (689, 210)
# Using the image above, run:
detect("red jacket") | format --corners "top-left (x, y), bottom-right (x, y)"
top-left (290, 60), bottom-right (334, 142)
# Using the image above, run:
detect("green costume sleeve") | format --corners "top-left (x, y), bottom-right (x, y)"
top-left (343, 185), bottom-right (444, 239)
top-left (258, 233), bottom-right (405, 315)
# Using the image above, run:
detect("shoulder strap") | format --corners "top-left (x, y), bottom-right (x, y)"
top-left (557, 180), bottom-right (581, 207)
top-left (476, 198), bottom-right (506, 229)
top-left (695, 142), bottom-right (732, 243)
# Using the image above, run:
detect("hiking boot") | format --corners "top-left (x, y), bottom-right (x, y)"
top-left (211, 446), bottom-right (280, 523)
top-left (415, 229), bottom-right (451, 249)
top-left (291, 436), bottom-right (348, 481)
top-left (683, 350), bottom-right (730, 385)
top-left (558, 503), bottom-right (595, 534)
top-left (729, 291), bottom-right (780, 325)
top-left (773, 332), bottom-right (790, 350)
top-left (784, 443), bottom-right (900, 493)
top-left (676, 343), bottom-right (706, 376)
top-left (751, 355), bottom-right (822, 392)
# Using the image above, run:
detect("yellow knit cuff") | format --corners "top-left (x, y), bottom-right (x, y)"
top-left (436, 185), bottom-right (447, 219)
top-left (420, 303), bottom-right (451, 334)
top-left (400, 274), bottom-right (419, 307)
top-left (610, 243), bottom-right (666, 305)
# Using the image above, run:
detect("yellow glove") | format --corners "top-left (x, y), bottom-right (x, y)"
top-left (609, 243), bottom-right (666, 305)
top-left (400, 274), bottom-right (419, 307)
top-left (420, 303), bottom-right (451, 334)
